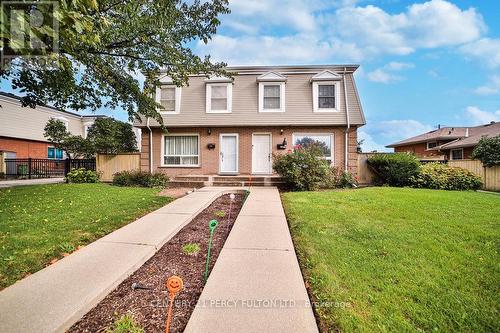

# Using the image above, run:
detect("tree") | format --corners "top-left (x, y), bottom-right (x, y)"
top-left (1, 0), bottom-right (229, 123)
top-left (44, 119), bottom-right (94, 158)
top-left (472, 135), bottom-right (500, 167)
top-left (44, 118), bottom-right (69, 145)
top-left (87, 118), bottom-right (138, 154)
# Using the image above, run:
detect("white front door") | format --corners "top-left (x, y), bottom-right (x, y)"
top-left (252, 133), bottom-right (272, 174)
top-left (219, 134), bottom-right (238, 174)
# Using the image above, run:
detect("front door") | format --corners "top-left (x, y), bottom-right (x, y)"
top-left (252, 133), bottom-right (272, 174)
top-left (219, 134), bottom-right (238, 174)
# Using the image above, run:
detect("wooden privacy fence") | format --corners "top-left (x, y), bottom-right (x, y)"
top-left (449, 159), bottom-right (500, 191)
top-left (96, 153), bottom-right (141, 182)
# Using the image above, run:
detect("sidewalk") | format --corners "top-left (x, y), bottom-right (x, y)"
top-left (0, 187), bottom-right (225, 333)
top-left (185, 187), bottom-right (318, 333)
top-left (0, 177), bottom-right (64, 188)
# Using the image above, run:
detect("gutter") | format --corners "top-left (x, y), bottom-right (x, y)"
top-left (146, 117), bottom-right (153, 173)
top-left (343, 67), bottom-right (350, 170)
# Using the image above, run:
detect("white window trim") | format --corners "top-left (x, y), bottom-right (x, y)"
top-left (156, 85), bottom-right (182, 114)
top-left (450, 148), bottom-right (464, 160)
top-left (259, 82), bottom-right (285, 113)
top-left (312, 81), bottom-right (340, 113)
top-left (292, 133), bottom-right (335, 165)
top-left (161, 133), bottom-right (200, 167)
top-left (206, 83), bottom-right (232, 114)
top-left (426, 141), bottom-right (438, 150)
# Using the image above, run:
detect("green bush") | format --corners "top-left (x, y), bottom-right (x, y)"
top-left (112, 170), bottom-right (169, 188)
top-left (322, 167), bottom-right (358, 188)
top-left (273, 145), bottom-right (329, 191)
top-left (367, 153), bottom-right (420, 186)
top-left (411, 163), bottom-right (482, 190)
top-left (0, 171), bottom-right (5, 179)
top-left (65, 168), bottom-right (99, 183)
top-left (105, 314), bottom-right (144, 333)
top-left (472, 135), bottom-right (500, 167)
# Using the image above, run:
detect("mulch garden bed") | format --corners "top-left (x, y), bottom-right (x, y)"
top-left (68, 192), bottom-right (246, 333)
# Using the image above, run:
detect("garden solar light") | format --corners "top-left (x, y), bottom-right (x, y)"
top-left (165, 275), bottom-right (183, 333)
top-left (204, 219), bottom-right (219, 282)
top-left (131, 282), bottom-right (152, 291)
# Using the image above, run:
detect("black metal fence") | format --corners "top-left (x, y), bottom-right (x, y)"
top-left (4, 158), bottom-right (96, 179)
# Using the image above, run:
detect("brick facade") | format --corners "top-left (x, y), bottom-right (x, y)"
top-left (394, 142), bottom-right (474, 160)
top-left (0, 136), bottom-right (50, 158)
top-left (141, 126), bottom-right (358, 177)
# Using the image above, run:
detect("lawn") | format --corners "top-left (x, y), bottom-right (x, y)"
top-left (0, 183), bottom-right (172, 290)
top-left (282, 187), bottom-right (500, 332)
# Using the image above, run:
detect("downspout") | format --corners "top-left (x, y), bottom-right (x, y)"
top-left (343, 67), bottom-right (350, 171)
top-left (146, 117), bottom-right (153, 173)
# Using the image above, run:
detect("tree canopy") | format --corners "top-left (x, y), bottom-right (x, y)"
top-left (44, 117), bottom-right (137, 157)
top-left (1, 0), bottom-right (229, 123)
top-left (472, 135), bottom-right (500, 167)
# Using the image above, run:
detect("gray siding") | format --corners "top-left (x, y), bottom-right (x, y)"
top-left (137, 71), bottom-right (365, 127)
top-left (0, 95), bottom-right (91, 142)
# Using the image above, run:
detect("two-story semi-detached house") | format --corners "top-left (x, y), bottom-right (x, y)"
top-left (134, 65), bottom-right (366, 179)
top-left (0, 92), bottom-right (105, 159)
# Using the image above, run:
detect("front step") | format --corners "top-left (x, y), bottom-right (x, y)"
top-left (168, 175), bottom-right (283, 188)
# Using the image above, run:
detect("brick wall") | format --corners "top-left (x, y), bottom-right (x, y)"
top-left (140, 126), bottom-right (359, 177)
top-left (394, 142), bottom-right (446, 159)
top-left (0, 137), bottom-right (50, 158)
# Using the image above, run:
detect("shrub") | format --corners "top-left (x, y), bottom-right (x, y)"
top-left (0, 171), bottom-right (5, 179)
top-left (367, 153), bottom-right (420, 186)
top-left (322, 167), bottom-right (358, 188)
top-left (112, 170), bottom-right (168, 188)
top-left (105, 314), bottom-right (144, 333)
top-left (65, 168), bottom-right (99, 183)
top-left (411, 163), bottom-right (482, 190)
top-left (472, 135), bottom-right (500, 167)
top-left (273, 145), bottom-right (329, 191)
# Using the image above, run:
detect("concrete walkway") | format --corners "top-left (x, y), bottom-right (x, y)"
top-left (185, 187), bottom-right (318, 333)
top-left (0, 177), bottom-right (64, 188)
top-left (0, 187), bottom-right (225, 333)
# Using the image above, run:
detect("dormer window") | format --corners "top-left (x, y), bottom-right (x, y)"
top-left (205, 76), bottom-right (233, 113)
top-left (257, 72), bottom-right (287, 113)
top-left (156, 75), bottom-right (181, 114)
top-left (311, 70), bottom-right (341, 113)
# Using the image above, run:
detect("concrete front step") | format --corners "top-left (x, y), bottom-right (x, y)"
top-left (168, 175), bottom-right (283, 188)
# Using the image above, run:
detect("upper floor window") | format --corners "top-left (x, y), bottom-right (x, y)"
top-left (156, 85), bottom-right (181, 114)
top-left (311, 70), bottom-right (342, 113)
top-left (312, 81), bottom-right (339, 112)
top-left (206, 83), bottom-right (232, 113)
top-left (257, 72), bottom-right (287, 113)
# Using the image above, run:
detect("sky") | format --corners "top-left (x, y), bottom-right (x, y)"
top-left (193, 0), bottom-right (500, 151)
top-left (2, 0), bottom-right (499, 152)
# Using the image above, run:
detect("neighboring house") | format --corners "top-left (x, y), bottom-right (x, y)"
top-left (0, 92), bottom-right (105, 159)
top-left (133, 65), bottom-right (366, 177)
top-left (386, 121), bottom-right (500, 160)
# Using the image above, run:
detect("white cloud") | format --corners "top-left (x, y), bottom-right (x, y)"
top-left (367, 69), bottom-right (402, 83)
top-left (367, 61), bottom-right (414, 83)
top-left (358, 130), bottom-right (388, 152)
top-left (474, 75), bottom-right (500, 95)
top-left (375, 119), bottom-right (434, 140)
top-left (464, 106), bottom-right (500, 125)
top-left (460, 38), bottom-right (500, 68)
top-left (198, 0), bottom-right (486, 64)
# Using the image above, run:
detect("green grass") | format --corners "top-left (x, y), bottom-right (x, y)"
top-left (0, 183), bottom-right (171, 289)
top-left (282, 187), bottom-right (500, 332)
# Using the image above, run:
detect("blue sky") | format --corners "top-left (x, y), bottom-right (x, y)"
top-left (194, 0), bottom-right (500, 151)
top-left (2, 0), bottom-right (499, 152)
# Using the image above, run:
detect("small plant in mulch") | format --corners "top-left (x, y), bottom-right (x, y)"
top-left (182, 243), bottom-right (200, 256)
top-left (105, 313), bottom-right (144, 333)
top-left (214, 210), bottom-right (226, 218)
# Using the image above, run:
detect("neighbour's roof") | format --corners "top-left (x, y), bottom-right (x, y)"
top-left (437, 122), bottom-right (500, 149)
top-left (386, 122), bottom-right (500, 149)
top-left (0, 91), bottom-right (107, 119)
top-left (386, 127), bottom-right (468, 147)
